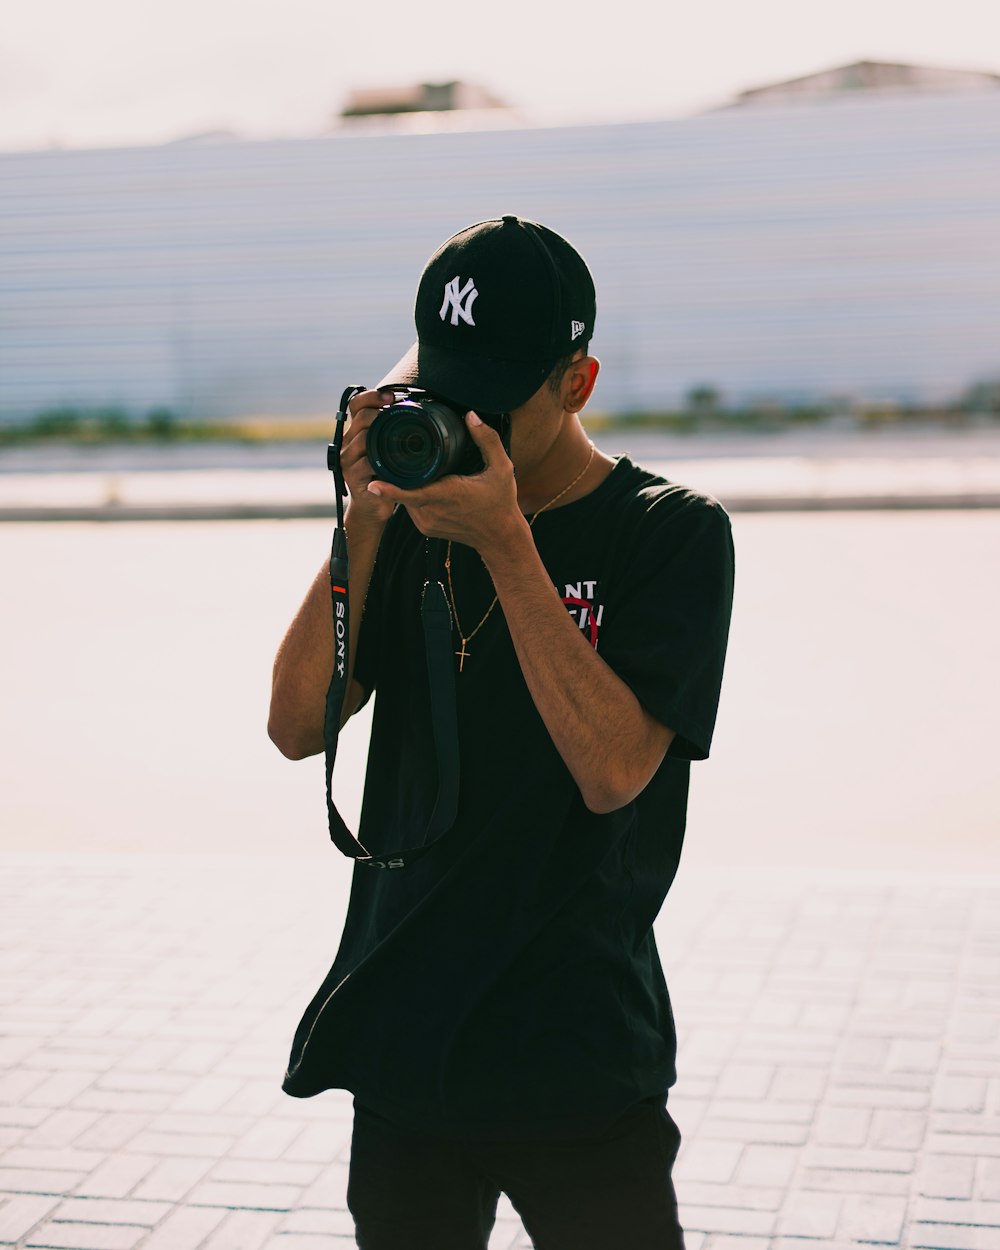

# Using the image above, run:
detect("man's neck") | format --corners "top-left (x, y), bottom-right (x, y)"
top-left (516, 434), bottom-right (614, 516)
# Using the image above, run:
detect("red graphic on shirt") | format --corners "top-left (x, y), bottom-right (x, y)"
top-left (562, 596), bottom-right (600, 649)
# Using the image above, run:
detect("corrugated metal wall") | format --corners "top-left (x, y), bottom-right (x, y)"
top-left (2, 89), bottom-right (999, 423)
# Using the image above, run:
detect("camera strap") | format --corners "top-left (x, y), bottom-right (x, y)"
top-left (322, 386), bottom-right (460, 870)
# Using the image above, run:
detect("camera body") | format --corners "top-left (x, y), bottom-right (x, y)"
top-left (366, 392), bottom-right (511, 490)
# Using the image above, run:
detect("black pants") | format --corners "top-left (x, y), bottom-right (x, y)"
top-left (347, 1095), bottom-right (686, 1250)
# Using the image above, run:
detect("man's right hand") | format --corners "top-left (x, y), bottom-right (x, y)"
top-left (341, 389), bottom-right (398, 528)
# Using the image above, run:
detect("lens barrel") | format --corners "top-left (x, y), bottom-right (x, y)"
top-left (367, 397), bottom-right (481, 488)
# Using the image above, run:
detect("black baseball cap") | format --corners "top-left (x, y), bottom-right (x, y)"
top-left (378, 215), bottom-right (596, 413)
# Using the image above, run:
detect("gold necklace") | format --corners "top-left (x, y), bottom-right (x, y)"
top-left (444, 442), bottom-right (597, 673)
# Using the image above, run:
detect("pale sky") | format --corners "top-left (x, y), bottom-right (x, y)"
top-left (3, 0), bottom-right (1000, 152)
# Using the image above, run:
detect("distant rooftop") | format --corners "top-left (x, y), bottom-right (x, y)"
top-left (338, 80), bottom-right (509, 118)
top-left (726, 59), bottom-right (1000, 108)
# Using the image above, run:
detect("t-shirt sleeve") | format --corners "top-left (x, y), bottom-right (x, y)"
top-left (598, 492), bottom-right (735, 761)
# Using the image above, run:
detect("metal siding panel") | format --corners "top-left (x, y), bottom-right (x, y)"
top-left (1, 93), bottom-right (999, 420)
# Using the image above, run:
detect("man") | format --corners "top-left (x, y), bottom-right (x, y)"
top-left (268, 216), bottom-right (735, 1250)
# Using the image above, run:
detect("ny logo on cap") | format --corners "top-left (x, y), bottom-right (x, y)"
top-left (440, 276), bottom-right (478, 327)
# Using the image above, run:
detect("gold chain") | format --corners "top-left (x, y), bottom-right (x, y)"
top-left (445, 441), bottom-right (596, 674)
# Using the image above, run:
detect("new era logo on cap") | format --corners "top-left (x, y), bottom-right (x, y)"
top-left (571, 320), bottom-right (586, 340)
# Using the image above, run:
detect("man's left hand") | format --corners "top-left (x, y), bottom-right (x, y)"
top-left (366, 413), bottom-right (522, 557)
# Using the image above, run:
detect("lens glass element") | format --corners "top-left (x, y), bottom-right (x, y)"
top-left (369, 397), bottom-right (472, 488)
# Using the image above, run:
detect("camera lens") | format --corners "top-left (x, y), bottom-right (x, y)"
top-left (368, 398), bottom-right (469, 488)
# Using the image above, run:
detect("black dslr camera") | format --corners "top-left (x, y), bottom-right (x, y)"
top-left (366, 391), bottom-right (512, 490)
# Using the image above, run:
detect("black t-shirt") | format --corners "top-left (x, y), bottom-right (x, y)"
top-left (281, 453), bottom-right (735, 1140)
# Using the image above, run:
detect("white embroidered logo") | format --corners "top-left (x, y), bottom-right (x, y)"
top-left (571, 320), bottom-right (586, 340)
top-left (440, 276), bottom-right (479, 327)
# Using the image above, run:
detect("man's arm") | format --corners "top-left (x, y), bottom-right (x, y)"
top-left (481, 515), bottom-right (675, 813)
top-left (363, 412), bottom-right (674, 812)
top-left (268, 388), bottom-right (396, 758)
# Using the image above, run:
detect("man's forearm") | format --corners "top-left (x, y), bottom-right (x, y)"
top-left (480, 515), bottom-right (666, 812)
top-left (268, 508), bottom-right (386, 757)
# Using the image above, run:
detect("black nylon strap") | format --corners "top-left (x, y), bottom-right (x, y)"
top-left (322, 387), bottom-right (461, 869)
top-left (418, 545), bottom-right (461, 842)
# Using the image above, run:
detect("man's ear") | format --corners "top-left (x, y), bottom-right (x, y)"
top-left (564, 355), bottom-right (600, 413)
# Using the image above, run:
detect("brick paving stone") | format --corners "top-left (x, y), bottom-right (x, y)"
top-left (114, 1042), bottom-right (179, 1073)
top-left (0, 1196), bottom-right (60, 1245)
top-left (75, 1155), bottom-right (159, 1200)
top-left (0, 1072), bottom-right (53, 1105)
top-left (0, 1042), bottom-right (38, 1070)
top-left (770, 1065), bottom-right (827, 1102)
top-left (915, 1198), bottom-right (1000, 1227)
top-left (19, 1110), bottom-right (102, 1149)
top-left (186, 1179), bottom-right (302, 1211)
top-left (220, 1082), bottom-right (284, 1119)
top-left (670, 1097), bottom-right (710, 1136)
top-left (700, 1238), bottom-right (770, 1250)
top-left (872, 1108), bottom-right (929, 1150)
top-left (50, 1197), bottom-right (171, 1225)
top-left (170, 1078), bottom-right (246, 1115)
top-left (928, 1133), bottom-right (1000, 1158)
top-left (298, 1163), bottom-right (350, 1210)
top-left (131, 1157), bottom-right (216, 1202)
top-left (261, 1237), bottom-right (352, 1249)
top-left (933, 1114), bottom-right (1000, 1136)
top-left (229, 1117), bottom-right (306, 1162)
top-left (707, 1099), bottom-right (815, 1126)
top-left (95, 1074), bottom-right (188, 1095)
top-left (219, 1162), bottom-right (321, 1190)
top-left (673, 1141), bottom-right (744, 1184)
top-left (806, 1146), bottom-right (916, 1173)
top-left (126, 1130), bottom-right (235, 1158)
top-left (73, 1114), bottom-right (150, 1153)
top-left (72, 1092), bottom-right (172, 1115)
top-left (981, 1159), bottom-right (1000, 1201)
top-left (911, 1227), bottom-right (1000, 1250)
top-left (828, 1082), bottom-right (929, 1110)
top-left (701, 1118), bottom-right (809, 1146)
top-left (775, 1189), bottom-right (843, 1238)
top-left (734, 1145), bottom-right (798, 1188)
top-left (200, 1209), bottom-right (285, 1250)
top-left (1, 1148), bottom-right (105, 1173)
top-left (61, 1010), bottom-right (130, 1039)
top-left (889, 1040), bottom-right (944, 1074)
top-left (679, 1203), bottom-right (776, 1236)
top-left (23, 1221), bottom-right (145, 1250)
top-left (837, 1192), bottom-right (908, 1242)
top-left (0, 1170), bottom-right (87, 1197)
top-left (800, 1167), bottom-right (911, 1196)
top-left (279, 1209), bottom-right (357, 1236)
top-left (920, 1154), bottom-right (978, 1199)
top-left (132, 1204), bottom-right (227, 1250)
top-left (21, 1049), bottom-right (119, 1075)
top-left (22, 1070), bottom-right (100, 1110)
top-left (680, 1183), bottom-right (783, 1211)
top-left (146, 1113), bottom-right (253, 1137)
top-left (167, 1043), bottom-right (231, 1074)
top-left (712, 1065), bottom-right (774, 1100)
top-left (281, 1123), bottom-right (344, 1165)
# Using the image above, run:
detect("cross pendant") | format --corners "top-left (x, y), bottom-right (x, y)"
top-left (455, 639), bottom-right (470, 673)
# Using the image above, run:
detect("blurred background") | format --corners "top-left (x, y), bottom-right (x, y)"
top-left (2, 0), bottom-right (999, 876)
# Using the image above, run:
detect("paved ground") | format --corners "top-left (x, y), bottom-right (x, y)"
top-left (2, 852), bottom-right (999, 1250)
